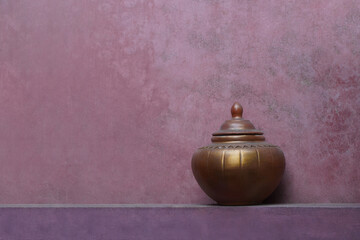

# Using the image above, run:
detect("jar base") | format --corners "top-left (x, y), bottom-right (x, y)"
top-left (217, 201), bottom-right (262, 206)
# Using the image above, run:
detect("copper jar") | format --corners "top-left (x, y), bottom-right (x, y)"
top-left (191, 102), bottom-right (285, 205)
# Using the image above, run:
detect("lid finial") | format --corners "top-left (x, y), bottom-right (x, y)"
top-left (231, 102), bottom-right (243, 118)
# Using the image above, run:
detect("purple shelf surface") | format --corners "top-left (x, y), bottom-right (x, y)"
top-left (0, 204), bottom-right (359, 239)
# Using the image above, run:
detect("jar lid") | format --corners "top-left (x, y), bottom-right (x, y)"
top-left (212, 102), bottom-right (263, 136)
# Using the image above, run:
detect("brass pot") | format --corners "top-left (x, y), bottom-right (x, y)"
top-left (191, 102), bottom-right (285, 205)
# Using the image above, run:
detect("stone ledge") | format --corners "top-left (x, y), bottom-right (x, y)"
top-left (0, 204), bottom-right (358, 239)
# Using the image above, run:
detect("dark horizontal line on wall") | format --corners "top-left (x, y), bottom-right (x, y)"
top-left (0, 203), bottom-right (358, 208)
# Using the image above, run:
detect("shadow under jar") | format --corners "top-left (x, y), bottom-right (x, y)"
top-left (191, 102), bottom-right (285, 205)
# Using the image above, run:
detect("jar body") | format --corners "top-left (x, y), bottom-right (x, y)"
top-left (191, 141), bottom-right (285, 205)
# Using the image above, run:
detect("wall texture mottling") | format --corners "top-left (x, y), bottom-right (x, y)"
top-left (0, 0), bottom-right (359, 203)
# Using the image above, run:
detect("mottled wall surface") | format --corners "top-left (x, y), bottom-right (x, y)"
top-left (0, 0), bottom-right (359, 204)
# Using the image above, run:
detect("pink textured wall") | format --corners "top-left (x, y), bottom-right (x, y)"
top-left (0, 0), bottom-right (359, 204)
